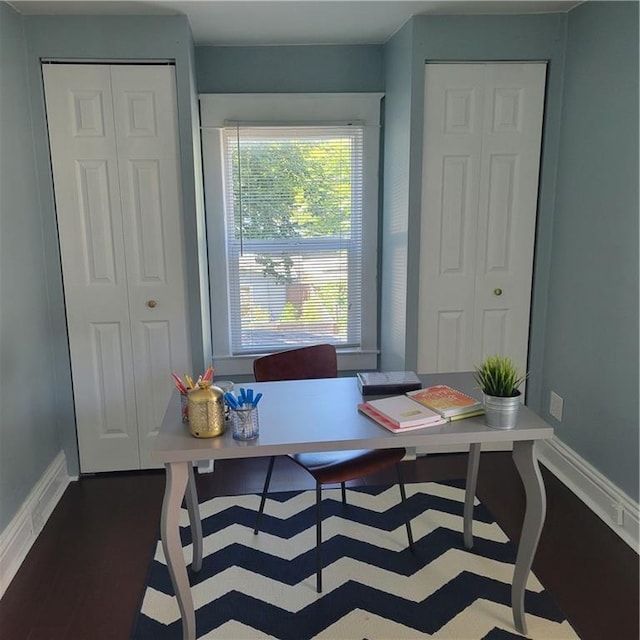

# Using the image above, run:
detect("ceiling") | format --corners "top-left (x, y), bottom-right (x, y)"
top-left (8, 0), bottom-right (582, 45)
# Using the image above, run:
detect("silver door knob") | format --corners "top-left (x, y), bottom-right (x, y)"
top-left (494, 288), bottom-right (503, 296)
top-left (147, 300), bottom-right (157, 308)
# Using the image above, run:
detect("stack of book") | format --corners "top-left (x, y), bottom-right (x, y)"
top-left (356, 371), bottom-right (422, 395)
top-left (358, 384), bottom-right (483, 434)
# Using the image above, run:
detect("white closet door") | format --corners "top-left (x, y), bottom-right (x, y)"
top-left (44, 64), bottom-right (191, 472)
top-left (418, 63), bottom-right (546, 378)
top-left (44, 65), bottom-right (139, 472)
top-left (110, 66), bottom-right (191, 469)
top-left (419, 64), bottom-right (485, 373)
top-left (472, 63), bottom-right (546, 369)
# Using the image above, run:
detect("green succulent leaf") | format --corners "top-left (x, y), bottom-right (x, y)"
top-left (473, 355), bottom-right (528, 397)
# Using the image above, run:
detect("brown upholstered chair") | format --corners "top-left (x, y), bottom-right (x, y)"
top-left (252, 344), bottom-right (414, 592)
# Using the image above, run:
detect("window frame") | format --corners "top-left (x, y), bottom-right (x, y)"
top-left (200, 93), bottom-right (382, 375)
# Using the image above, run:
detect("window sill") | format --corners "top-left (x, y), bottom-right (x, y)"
top-left (212, 350), bottom-right (378, 377)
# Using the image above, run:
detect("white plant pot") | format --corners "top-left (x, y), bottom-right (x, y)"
top-left (482, 392), bottom-right (521, 430)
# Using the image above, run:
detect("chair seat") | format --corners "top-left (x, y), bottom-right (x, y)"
top-left (289, 448), bottom-right (406, 485)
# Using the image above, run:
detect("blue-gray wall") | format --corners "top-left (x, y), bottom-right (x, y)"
top-left (197, 45), bottom-right (383, 93)
top-left (543, 1), bottom-right (639, 500)
top-left (0, 3), bottom-right (61, 531)
top-left (379, 22), bottom-right (414, 371)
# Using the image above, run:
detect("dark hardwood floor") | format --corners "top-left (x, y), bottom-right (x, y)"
top-left (0, 452), bottom-right (637, 640)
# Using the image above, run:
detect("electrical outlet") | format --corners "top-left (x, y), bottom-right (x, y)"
top-left (550, 391), bottom-right (563, 421)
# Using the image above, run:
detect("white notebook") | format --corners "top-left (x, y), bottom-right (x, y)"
top-left (364, 395), bottom-right (445, 429)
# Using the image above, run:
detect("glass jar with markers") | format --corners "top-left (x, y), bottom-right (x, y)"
top-left (223, 388), bottom-right (262, 441)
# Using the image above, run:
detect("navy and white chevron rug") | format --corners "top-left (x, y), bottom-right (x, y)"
top-left (131, 481), bottom-right (579, 639)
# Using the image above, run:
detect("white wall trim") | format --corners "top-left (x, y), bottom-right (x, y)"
top-left (0, 451), bottom-right (72, 598)
top-left (538, 436), bottom-right (639, 552)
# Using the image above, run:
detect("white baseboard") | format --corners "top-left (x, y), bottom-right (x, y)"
top-left (197, 460), bottom-right (215, 474)
top-left (537, 436), bottom-right (639, 552)
top-left (0, 450), bottom-right (71, 598)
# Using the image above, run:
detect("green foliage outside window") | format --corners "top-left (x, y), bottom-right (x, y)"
top-left (231, 137), bottom-right (353, 284)
top-left (227, 129), bottom-right (361, 343)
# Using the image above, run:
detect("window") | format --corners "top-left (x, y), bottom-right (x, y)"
top-left (224, 125), bottom-right (363, 353)
top-left (201, 94), bottom-right (381, 374)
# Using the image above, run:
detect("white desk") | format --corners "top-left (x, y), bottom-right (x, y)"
top-left (152, 372), bottom-right (553, 640)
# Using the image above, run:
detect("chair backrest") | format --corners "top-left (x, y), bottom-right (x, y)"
top-left (253, 344), bottom-right (338, 382)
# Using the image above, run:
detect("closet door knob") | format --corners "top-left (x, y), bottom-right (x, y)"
top-left (493, 288), bottom-right (503, 296)
top-left (147, 300), bottom-right (158, 308)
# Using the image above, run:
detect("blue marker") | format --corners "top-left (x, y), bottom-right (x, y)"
top-left (224, 392), bottom-right (239, 409)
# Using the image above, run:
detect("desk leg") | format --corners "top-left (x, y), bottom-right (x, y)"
top-left (185, 464), bottom-right (203, 572)
top-left (161, 462), bottom-right (196, 640)
top-left (463, 443), bottom-right (481, 549)
top-left (511, 440), bottom-right (546, 636)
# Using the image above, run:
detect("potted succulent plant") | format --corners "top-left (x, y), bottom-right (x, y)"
top-left (473, 355), bottom-right (528, 429)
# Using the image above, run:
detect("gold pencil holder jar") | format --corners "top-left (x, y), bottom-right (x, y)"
top-left (187, 381), bottom-right (225, 438)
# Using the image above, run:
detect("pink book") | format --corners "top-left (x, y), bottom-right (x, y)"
top-left (358, 399), bottom-right (446, 433)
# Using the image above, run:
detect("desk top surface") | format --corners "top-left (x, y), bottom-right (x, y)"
top-left (152, 372), bottom-right (553, 464)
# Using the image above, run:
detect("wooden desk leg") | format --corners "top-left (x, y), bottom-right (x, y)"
top-left (463, 442), bottom-right (481, 549)
top-left (185, 463), bottom-right (203, 572)
top-left (161, 462), bottom-right (196, 640)
top-left (511, 440), bottom-right (547, 636)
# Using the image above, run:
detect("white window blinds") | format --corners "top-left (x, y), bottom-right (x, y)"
top-left (222, 125), bottom-right (364, 354)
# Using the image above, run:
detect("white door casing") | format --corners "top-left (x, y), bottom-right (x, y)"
top-left (418, 63), bottom-right (546, 380)
top-left (44, 64), bottom-right (191, 472)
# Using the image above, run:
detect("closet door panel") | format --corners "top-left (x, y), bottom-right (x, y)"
top-left (479, 308), bottom-right (510, 358)
top-left (135, 320), bottom-right (172, 447)
top-left (434, 311), bottom-right (467, 372)
top-left (484, 153), bottom-right (518, 271)
top-left (111, 65), bottom-right (191, 469)
top-left (128, 159), bottom-right (166, 280)
top-left (43, 64), bottom-right (139, 472)
top-left (77, 159), bottom-right (118, 282)
top-left (418, 64), bottom-right (484, 373)
top-left (472, 63), bottom-right (546, 370)
top-left (87, 322), bottom-right (131, 436)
